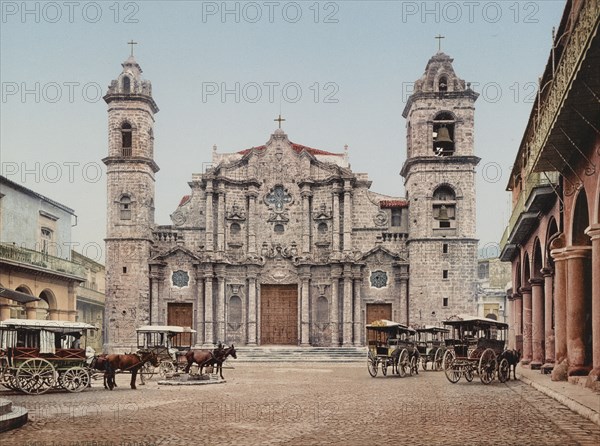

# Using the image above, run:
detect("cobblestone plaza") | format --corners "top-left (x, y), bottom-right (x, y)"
top-left (2, 364), bottom-right (599, 445)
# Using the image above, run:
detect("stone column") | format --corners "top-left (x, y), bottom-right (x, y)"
top-left (204, 267), bottom-right (214, 346)
top-left (342, 265), bottom-right (353, 345)
top-left (542, 267), bottom-right (555, 368)
top-left (205, 182), bottom-right (214, 251)
top-left (215, 265), bottom-right (226, 343)
top-left (26, 302), bottom-right (37, 319)
top-left (48, 308), bottom-right (59, 321)
top-left (300, 271), bottom-right (310, 346)
top-left (332, 186), bottom-right (340, 253)
top-left (521, 287), bottom-right (532, 364)
top-left (301, 187), bottom-right (312, 254)
top-left (330, 266), bottom-right (341, 346)
top-left (247, 268), bottom-right (258, 345)
top-left (565, 246), bottom-right (592, 376)
top-left (217, 185), bottom-right (225, 253)
top-left (343, 181), bottom-right (353, 253)
top-left (149, 272), bottom-right (163, 326)
top-left (513, 293), bottom-right (522, 345)
top-left (530, 278), bottom-right (544, 369)
top-left (506, 296), bottom-right (514, 350)
top-left (551, 244), bottom-right (567, 364)
top-left (399, 272), bottom-right (409, 326)
top-left (246, 188), bottom-right (258, 254)
top-left (194, 268), bottom-right (205, 346)
top-left (586, 224), bottom-right (600, 380)
top-left (352, 267), bottom-right (363, 347)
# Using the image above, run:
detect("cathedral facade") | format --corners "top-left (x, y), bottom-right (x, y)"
top-left (103, 52), bottom-right (479, 351)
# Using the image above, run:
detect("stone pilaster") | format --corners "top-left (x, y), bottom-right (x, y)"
top-left (342, 265), bottom-right (353, 345)
top-left (193, 268), bottom-right (204, 346)
top-left (301, 187), bottom-right (312, 254)
top-left (300, 269), bottom-right (311, 346)
top-left (246, 187), bottom-right (258, 254)
top-left (352, 268), bottom-right (362, 346)
top-left (343, 181), bottom-right (352, 253)
top-left (247, 267), bottom-right (258, 345)
top-left (506, 295), bottom-right (515, 350)
top-left (217, 184), bottom-right (225, 253)
top-left (586, 224), bottom-right (600, 382)
top-left (530, 278), bottom-right (544, 369)
top-left (332, 186), bottom-right (340, 253)
top-left (215, 264), bottom-right (226, 342)
top-left (330, 266), bottom-right (341, 346)
top-left (205, 181), bottom-right (214, 251)
top-left (0, 298), bottom-right (10, 321)
top-left (564, 246), bottom-right (592, 376)
top-left (204, 266), bottom-right (214, 345)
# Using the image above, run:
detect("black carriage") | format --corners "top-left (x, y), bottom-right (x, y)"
top-left (136, 325), bottom-right (196, 379)
top-left (366, 320), bottom-right (420, 378)
top-left (415, 326), bottom-right (449, 371)
top-left (442, 315), bottom-right (510, 385)
top-left (0, 319), bottom-right (97, 394)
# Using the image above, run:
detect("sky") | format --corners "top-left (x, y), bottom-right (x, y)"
top-left (0, 0), bottom-right (566, 263)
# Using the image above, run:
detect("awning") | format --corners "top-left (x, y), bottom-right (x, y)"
top-left (0, 287), bottom-right (41, 304)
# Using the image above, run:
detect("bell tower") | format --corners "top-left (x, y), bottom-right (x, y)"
top-left (401, 51), bottom-right (480, 325)
top-left (102, 50), bottom-right (159, 351)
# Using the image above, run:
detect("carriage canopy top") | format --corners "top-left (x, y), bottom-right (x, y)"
top-left (416, 326), bottom-right (450, 334)
top-left (0, 318), bottom-right (97, 332)
top-left (442, 314), bottom-right (508, 329)
top-left (366, 320), bottom-right (416, 334)
top-left (0, 287), bottom-right (41, 304)
top-left (136, 325), bottom-right (196, 334)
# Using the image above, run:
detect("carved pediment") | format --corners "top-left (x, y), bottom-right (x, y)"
top-left (361, 246), bottom-right (405, 263)
top-left (150, 246), bottom-right (201, 263)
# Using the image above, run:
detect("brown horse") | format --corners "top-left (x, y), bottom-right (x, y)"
top-left (90, 354), bottom-right (114, 389)
top-left (104, 351), bottom-right (159, 390)
top-left (184, 344), bottom-right (236, 379)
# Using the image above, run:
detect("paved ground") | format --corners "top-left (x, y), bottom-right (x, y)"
top-left (1, 363), bottom-right (599, 446)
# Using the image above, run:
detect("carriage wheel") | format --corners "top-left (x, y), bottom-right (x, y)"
top-left (59, 367), bottom-right (90, 393)
top-left (442, 350), bottom-right (455, 371)
top-left (367, 358), bottom-right (378, 377)
top-left (381, 359), bottom-right (388, 376)
top-left (421, 357), bottom-right (428, 371)
top-left (478, 348), bottom-right (497, 385)
top-left (159, 361), bottom-right (175, 378)
top-left (16, 359), bottom-right (56, 394)
top-left (463, 365), bottom-right (474, 382)
top-left (409, 355), bottom-right (418, 376)
top-left (397, 349), bottom-right (409, 378)
top-left (444, 358), bottom-right (461, 383)
top-left (433, 349), bottom-right (444, 371)
top-left (498, 358), bottom-right (510, 383)
top-left (140, 362), bottom-right (156, 381)
top-left (1, 371), bottom-right (19, 391)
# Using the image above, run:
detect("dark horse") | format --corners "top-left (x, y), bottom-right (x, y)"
top-left (499, 349), bottom-right (521, 380)
top-left (185, 344), bottom-right (237, 379)
top-left (104, 351), bottom-right (159, 390)
top-left (90, 354), bottom-right (113, 389)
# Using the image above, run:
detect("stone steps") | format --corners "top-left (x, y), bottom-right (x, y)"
top-left (0, 398), bottom-right (28, 433)
top-left (234, 346), bottom-right (367, 362)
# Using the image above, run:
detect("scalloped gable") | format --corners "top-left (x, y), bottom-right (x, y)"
top-left (361, 246), bottom-right (405, 262)
top-left (149, 245), bottom-right (201, 262)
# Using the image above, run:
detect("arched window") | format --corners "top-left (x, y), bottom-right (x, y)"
top-left (432, 112), bottom-right (455, 156)
top-left (123, 76), bottom-right (131, 93)
top-left (121, 122), bottom-right (132, 155)
top-left (40, 227), bottom-right (53, 255)
top-left (317, 222), bottom-right (328, 234)
top-left (438, 76), bottom-right (448, 92)
top-left (432, 185), bottom-right (456, 229)
top-left (230, 222), bottom-right (241, 235)
top-left (120, 195), bottom-right (132, 220)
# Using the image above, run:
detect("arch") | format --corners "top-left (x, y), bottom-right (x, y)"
top-left (14, 286), bottom-right (32, 319)
top-left (485, 313), bottom-right (497, 320)
top-left (595, 174), bottom-right (600, 224)
top-left (532, 238), bottom-right (543, 279)
top-left (545, 217), bottom-right (559, 268)
top-left (39, 289), bottom-right (57, 310)
top-left (432, 110), bottom-right (458, 121)
top-left (16, 285), bottom-right (32, 295)
top-left (514, 257), bottom-right (522, 293)
top-left (571, 188), bottom-right (591, 246)
top-left (432, 111), bottom-right (456, 156)
top-left (37, 290), bottom-right (53, 320)
top-left (119, 194), bottom-right (132, 220)
top-left (230, 222), bottom-right (241, 235)
top-left (121, 122), bottom-right (132, 153)
top-left (122, 75), bottom-right (131, 93)
top-left (438, 75), bottom-right (448, 92)
top-left (429, 182), bottom-right (463, 199)
top-left (433, 185), bottom-right (456, 201)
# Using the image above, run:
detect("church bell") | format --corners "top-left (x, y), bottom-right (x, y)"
top-left (438, 205), bottom-right (450, 221)
top-left (435, 126), bottom-right (453, 144)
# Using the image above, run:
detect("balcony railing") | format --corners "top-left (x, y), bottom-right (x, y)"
top-left (0, 242), bottom-right (86, 279)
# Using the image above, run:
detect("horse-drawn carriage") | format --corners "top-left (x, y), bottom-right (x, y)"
top-left (415, 326), bottom-right (449, 371)
top-left (0, 318), bottom-right (97, 394)
top-left (136, 325), bottom-right (196, 379)
top-left (367, 320), bottom-right (420, 378)
top-left (442, 315), bottom-right (510, 384)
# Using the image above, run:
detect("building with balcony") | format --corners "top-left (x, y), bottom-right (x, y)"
top-left (499, 0), bottom-right (599, 386)
top-left (0, 175), bottom-right (86, 321)
top-left (73, 250), bottom-right (105, 352)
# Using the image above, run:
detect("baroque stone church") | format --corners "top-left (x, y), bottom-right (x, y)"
top-left (103, 51), bottom-right (479, 351)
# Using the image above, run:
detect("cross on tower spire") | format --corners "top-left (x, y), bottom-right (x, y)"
top-left (435, 34), bottom-right (445, 52)
top-left (274, 114), bottom-right (286, 129)
top-left (128, 40), bottom-right (138, 57)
